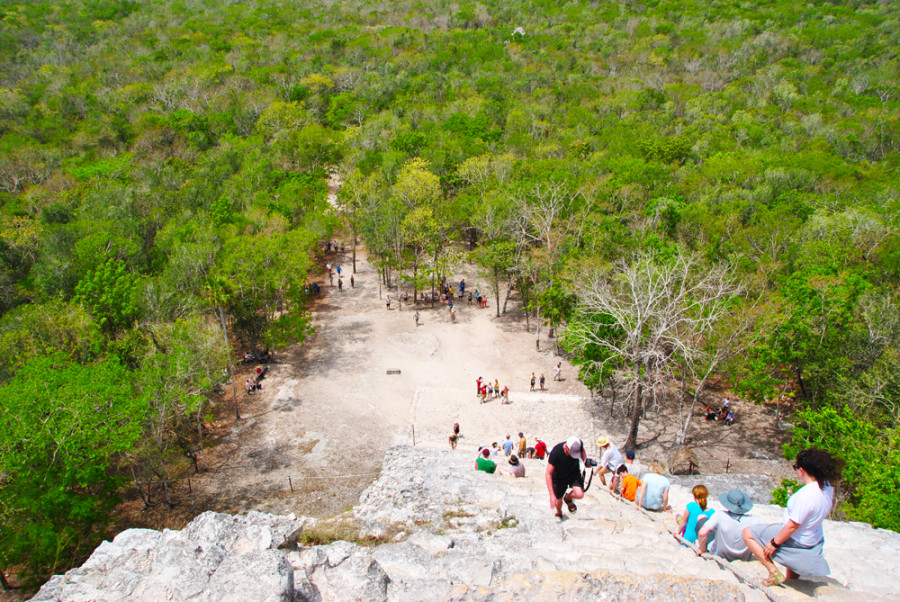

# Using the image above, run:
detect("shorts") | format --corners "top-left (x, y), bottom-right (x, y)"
top-left (552, 473), bottom-right (584, 499)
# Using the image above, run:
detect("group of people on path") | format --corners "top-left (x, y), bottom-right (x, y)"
top-left (705, 397), bottom-right (736, 425)
top-left (544, 434), bottom-right (842, 589)
top-left (474, 431), bottom-right (548, 477)
top-left (476, 376), bottom-right (510, 404)
top-left (528, 364), bottom-right (562, 391)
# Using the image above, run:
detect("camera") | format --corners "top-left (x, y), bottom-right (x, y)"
top-left (584, 458), bottom-right (598, 468)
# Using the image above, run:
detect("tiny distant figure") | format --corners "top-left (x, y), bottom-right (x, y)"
top-left (460, 279), bottom-right (465, 294)
top-left (494, 379), bottom-right (500, 398)
top-left (337, 266), bottom-right (342, 276)
top-left (725, 411), bottom-right (735, 426)
top-left (326, 262), bottom-right (332, 274)
top-left (350, 274), bottom-right (355, 288)
top-left (340, 243), bottom-right (345, 252)
top-left (448, 298), bottom-right (453, 310)
top-left (450, 308), bottom-right (456, 323)
top-left (304, 285), bottom-right (309, 295)
top-left (468, 292), bottom-right (473, 306)
top-left (476, 376), bottom-right (483, 396)
top-left (325, 242), bottom-right (331, 252)
top-left (386, 295), bottom-right (391, 309)
top-left (338, 278), bottom-right (343, 292)
top-left (403, 291), bottom-right (409, 303)
top-left (479, 384), bottom-right (487, 404)
top-left (332, 239), bottom-right (338, 250)
top-left (475, 290), bottom-right (481, 306)
top-left (530, 372), bottom-right (536, 391)
top-left (502, 386), bottom-right (510, 404)
top-left (414, 311), bottom-right (420, 326)
top-left (329, 272), bottom-right (334, 285)
top-left (540, 374), bottom-right (546, 390)
top-left (553, 362), bottom-right (562, 381)
top-left (449, 422), bottom-right (460, 450)
top-left (313, 282), bottom-right (320, 294)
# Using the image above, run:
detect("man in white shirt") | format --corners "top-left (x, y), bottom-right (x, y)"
top-left (697, 489), bottom-right (762, 560)
top-left (595, 436), bottom-right (623, 486)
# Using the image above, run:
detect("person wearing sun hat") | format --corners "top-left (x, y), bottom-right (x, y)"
top-left (696, 489), bottom-right (763, 561)
top-left (545, 437), bottom-right (587, 518)
top-left (595, 435), bottom-right (623, 487)
top-left (533, 436), bottom-right (547, 460)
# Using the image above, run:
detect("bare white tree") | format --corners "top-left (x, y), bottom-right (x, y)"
top-left (567, 252), bottom-right (742, 450)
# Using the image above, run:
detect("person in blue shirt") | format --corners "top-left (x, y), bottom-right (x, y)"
top-left (675, 484), bottom-right (715, 543)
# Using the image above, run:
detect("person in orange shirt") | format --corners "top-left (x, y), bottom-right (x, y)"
top-left (615, 464), bottom-right (642, 502)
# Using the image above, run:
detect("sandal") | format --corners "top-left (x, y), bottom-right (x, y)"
top-left (564, 496), bottom-right (577, 514)
top-left (763, 570), bottom-right (785, 587)
top-left (555, 511), bottom-right (563, 519)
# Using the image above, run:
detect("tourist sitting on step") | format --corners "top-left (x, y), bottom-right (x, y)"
top-left (697, 489), bottom-right (762, 561)
top-left (674, 485), bottom-right (715, 544)
top-left (636, 460), bottom-right (670, 511)
top-left (724, 410), bottom-right (735, 426)
top-left (595, 436), bottom-right (624, 487)
top-left (613, 464), bottom-right (642, 502)
top-left (742, 448), bottom-right (842, 587)
top-left (624, 449), bottom-right (645, 479)
top-left (500, 455), bottom-right (525, 478)
top-left (705, 405), bottom-right (718, 421)
top-left (476, 448), bottom-right (497, 474)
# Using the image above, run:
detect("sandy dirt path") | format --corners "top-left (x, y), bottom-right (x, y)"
top-left (135, 247), bottom-right (599, 524)
top-left (118, 244), bottom-right (788, 532)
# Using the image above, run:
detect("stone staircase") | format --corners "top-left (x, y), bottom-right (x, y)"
top-left (33, 445), bottom-right (900, 601)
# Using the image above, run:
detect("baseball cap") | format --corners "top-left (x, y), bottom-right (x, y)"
top-left (626, 450), bottom-right (635, 460)
top-left (565, 437), bottom-right (582, 456)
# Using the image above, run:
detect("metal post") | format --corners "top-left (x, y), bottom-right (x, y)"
top-left (412, 425), bottom-right (416, 446)
top-left (288, 477), bottom-right (293, 492)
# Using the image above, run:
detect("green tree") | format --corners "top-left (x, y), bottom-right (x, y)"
top-left (73, 258), bottom-right (140, 333)
top-left (0, 354), bottom-right (148, 585)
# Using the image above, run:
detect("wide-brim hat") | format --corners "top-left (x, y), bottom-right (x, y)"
top-left (719, 489), bottom-right (753, 514)
top-left (596, 436), bottom-right (610, 447)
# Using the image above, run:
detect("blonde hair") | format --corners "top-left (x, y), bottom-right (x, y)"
top-left (651, 460), bottom-right (665, 474)
top-left (692, 484), bottom-right (709, 510)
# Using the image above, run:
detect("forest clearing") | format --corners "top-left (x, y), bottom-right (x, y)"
top-left (0, 0), bottom-right (897, 593)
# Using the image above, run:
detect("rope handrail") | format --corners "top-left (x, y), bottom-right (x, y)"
top-left (598, 486), bottom-right (784, 602)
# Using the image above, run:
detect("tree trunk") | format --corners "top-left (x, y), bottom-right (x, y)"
top-left (625, 382), bottom-right (642, 450)
top-left (795, 367), bottom-right (808, 400)
top-left (352, 229), bottom-right (357, 273)
top-left (217, 305), bottom-right (240, 420)
top-left (502, 276), bottom-right (513, 314)
top-left (494, 266), bottom-right (500, 317)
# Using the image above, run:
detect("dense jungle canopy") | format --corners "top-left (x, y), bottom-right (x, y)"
top-left (0, 0), bottom-right (898, 585)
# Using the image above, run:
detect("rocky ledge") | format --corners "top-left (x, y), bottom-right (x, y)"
top-left (33, 446), bottom-right (900, 601)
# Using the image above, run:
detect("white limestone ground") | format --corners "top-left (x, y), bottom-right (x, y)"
top-left (34, 446), bottom-right (900, 601)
